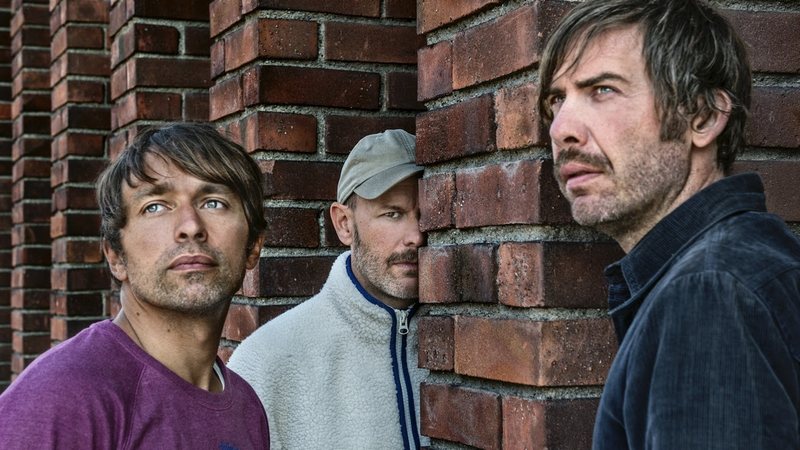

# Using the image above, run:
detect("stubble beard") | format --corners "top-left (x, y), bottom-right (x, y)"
top-left (351, 226), bottom-right (419, 301)
top-left (122, 244), bottom-right (246, 316)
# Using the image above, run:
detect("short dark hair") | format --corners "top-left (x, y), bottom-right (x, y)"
top-left (97, 122), bottom-right (266, 254)
top-left (538, 0), bottom-right (751, 172)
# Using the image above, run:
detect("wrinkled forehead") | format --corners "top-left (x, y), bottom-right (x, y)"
top-left (552, 24), bottom-right (643, 82)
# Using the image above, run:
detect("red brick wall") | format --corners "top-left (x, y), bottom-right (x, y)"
top-left (414, 1), bottom-right (799, 449)
top-left (0, 1), bottom-right (797, 448)
top-left (207, 0), bottom-right (420, 357)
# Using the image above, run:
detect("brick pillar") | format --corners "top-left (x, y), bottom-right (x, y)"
top-left (209, 0), bottom-right (421, 358)
top-left (48, 0), bottom-right (110, 344)
top-left (108, 0), bottom-right (210, 157)
top-left (0, 0), bottom-right (14, 391)
top-left (9, 0), bottom-right (52, 380)
top-left (415, 2), bottom-right (800, 449)
top-left (106, 0), bottom-right (210, 315)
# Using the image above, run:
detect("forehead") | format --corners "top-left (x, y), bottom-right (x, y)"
top-left (552, 25), bottom-right (645, 84)
top-left (122, 153), bottom-right (232, 199)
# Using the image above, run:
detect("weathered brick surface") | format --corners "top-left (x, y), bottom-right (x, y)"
top-left (502, 397), bottom-right (598, 450)
top-left (421, 383), bottom-right (502, 450)
top-left (245, 256), bottom-right (335, 297)
top-left (244, 66), bottom-right (380, 110)
top-left (324, 115), bottom-right (414, 155)
top-left (263, 207), bottom-right (320, 248)
top-left (386, 71), bottom-right (423, 111)
top-left (417, 41), bottom-right (452, 102)
top-left (497, 241), bottom-right (623, 308)
top-left (454, 316), bottom-right (617, 386)
top-left (261, 160), bottom-right (340, 201)
top-left (325, 22), bottom-right (416, 64)
top-left (222, 303), bottom-right (292, 341)
top-left (746, 86), bottom-right (800, 149)
top-left (732, 160), bottom-right (800, 222)
top-left (454, 160), bottom-right (572, 228)
top-left (416, 94), bottom-right (494, 164)
top-left (417, 0), bottom-right (499, 34)
top-left (418, 244), bottom-right (496, 304)
top-left (242, 0), bottom-right (380, 17)
top-left (495, 82), bottom-right (547, 150)
top-left (417, 315), bottom-right (454, 371)
top-left (419, 173), bottom-right (454, 231)
top-left (242, 111), bottom-right (317, 153)
top-left (724, 10), bottom-right (800, 74)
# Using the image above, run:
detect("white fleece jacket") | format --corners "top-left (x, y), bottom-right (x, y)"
top-left (229, 251), bottom-right (429, 450)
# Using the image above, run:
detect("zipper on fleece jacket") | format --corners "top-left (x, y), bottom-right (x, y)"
top-left (345, 256), bottom-right (422, 450)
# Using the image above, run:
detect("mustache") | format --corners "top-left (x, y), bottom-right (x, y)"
top-left (554, 147), bottom-right (612, 174)
top-left (387, 249), bottom-right (418, 265)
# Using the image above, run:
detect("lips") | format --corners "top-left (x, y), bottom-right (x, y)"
top-left (558, 162), bottom-right (604, 192)
top-left (168, 254), bottom-right (217, 270)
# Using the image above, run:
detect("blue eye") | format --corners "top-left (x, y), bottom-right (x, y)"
top-left (204, 199), bottom-right (226, 209)
top-left (144, 203), bottom-right (165, 214)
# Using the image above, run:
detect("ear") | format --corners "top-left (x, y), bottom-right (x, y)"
top-left (245, 233), bottom-right (266, 270)
top-left (103, 240), bottom-right (128, 282)
top-left (330, 202), bottom-right (354, 246)
top-left (690, 90), bottom-right (732, 149)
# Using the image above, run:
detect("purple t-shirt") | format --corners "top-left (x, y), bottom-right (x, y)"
top-left (0, 320), bottom-right (269, 449)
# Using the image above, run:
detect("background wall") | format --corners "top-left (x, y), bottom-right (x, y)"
top-left (0, 1), bottom-right (797, 448)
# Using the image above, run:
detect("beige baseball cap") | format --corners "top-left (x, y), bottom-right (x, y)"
top-left (336, 129), bottom-right (423, 203)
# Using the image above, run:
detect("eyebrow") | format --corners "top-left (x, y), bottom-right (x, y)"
top-left (130, 180), bottom-right (234, 203)
top-left (546, 71), bottom-right (629, 97)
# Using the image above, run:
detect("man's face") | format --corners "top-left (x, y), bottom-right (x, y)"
top-left (546, 26), bottom-right (691, 247)
top-left (106, 154), bottom-right (260, 315)
top-left (349, 177), bottom-right (424, 309)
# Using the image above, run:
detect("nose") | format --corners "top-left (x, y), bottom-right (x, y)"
top-left (548, 97), bottom-right (587, 154)
top-left (174, 204), bottom-right (207, 242)
top-left (404, 210), bottom-right (425, 248)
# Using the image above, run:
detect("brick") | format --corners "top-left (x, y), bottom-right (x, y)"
top-left (226, 18), bottom-right (317, 69)
top-left (11, 266), bottom-right (50, 290)
top-left (132, 0), bottom-right (208, 21)
top-left (209, 74), bottom-right (242, 120)
top-left (51, 132), bottom-right (105, 159)
top-left (12, 159), bottom-right (52, 183)
top-left (244, 66), bottom-right (380, 110)
top-left (51, 238), bottom-right (103, 264)
top-left (386, 0), bottom-right (414, 19)
top-left (112, 23), bottom-right (179, 67)
top-left (52, 185), bottom-right (99, 209)
top-left (421, 383), bottom-right (501, 450)
top-left (11, 178), bottom-right (49, 202)
top-left (264, 207), bottom-right (319, 248)
top-left (322, 208), bottom-right (346, 248)
top-left (132, 57), bottom-right (210, 89)
top-left (210, 39), bottom-right (224, 79)
top-left (112, 91), bottom-right (182, 128)
top-left (326, 22), bottom-right (416, 64)
top-left (222, 303), bottom-right (292, 341)
top-left (50, 292), bottom-right (105, 316)
top-left (14, 114), bottom-right (51, 136)
top-left (11, 224), bottom-right (50, 246)
top-left (725, 10), bottom-right (800, 74)
top-left (13, 70), bottom-right (50, 96)
top-left (50, 53), bottom-right (109, 84)
top-left (454, 160), bottom-right (571, 228)
top-left (418, 315), bottom-right (454, 371)
top-left (51, 267), bottom-right (107, 290)
top-left (49, 212), bottom-right (100, 238)
top-left (10, 289), bottom-right (50, 309)
top-left (419, 173), bottom-right (454, 231)
top-left (11, 26), bottom-right (49, 52)
top-left (417, 41), bottom-right (452, 102)
top-left (50, 317), bottom-right (97, 341)
top-left (51, 79), bottom-right (105, 109)
top-left (12, 201), bottom-right (51, 224)
top-left (502, 397), bottom-right (598, 450)
top-left (185, 25), bottom-right (210, 56)
top-left (107, 0), bottom-right (129, 38)
top-left (418, 244), bottom-right (496, 304)
top-left (184, 92), bottom-right (209, 121)
top-left (418, 0), bottom-right (499, 34)
top-left (245, 256), bottom-right (335, 297)
top-left (746, 87), bottom-right (800, 149)
top-left (242, 0), bottom-right (379, 17)
top-left (12, 48), bottom-right (50, 76)
top-left (51, 104), bottom-right (110, 134)
top-left (454, 316), bottom-right (617, 386)
top-left (242, 111), bottom-right (317, 153)
top-left (50, 25), bottom-right (105, 60)
top-left (11, 246), bottom-right (50, 265)
top-left (11, 136), bottom-right (49, 159)
top-left (10, 5), bottom-right (49, 37)
top-left (109, 62), bottom-right (128, 99)
top-left (497, 241), bottom-right (622, 309)
top-left (386, 71), bottom-right (423, 111)
top-left (732, 160), bottom-right (800, 222)
top-left (209, 0), bottom-right (242, 38)
top-left (324, 115), bottom-right (414, 155)
top-left (58, 0), bottom-right (109, 23)
top-left (495, 82), bottom-right (546, 150)
top-left (452, 5), bottom-right (538, 89)
top-left (416, 94), bottom-right (494, 164)
top-left (261, 160), bottom-right (340, 201)
top-left (11, 331), bottom-right (49, 354)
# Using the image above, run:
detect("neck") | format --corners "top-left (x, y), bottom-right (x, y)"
top-left (113, 289), bottom-right (227, 392)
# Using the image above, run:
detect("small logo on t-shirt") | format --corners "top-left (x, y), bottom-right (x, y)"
top-left (219, 443), bottom-right (239, 450)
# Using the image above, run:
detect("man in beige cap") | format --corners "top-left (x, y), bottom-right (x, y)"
top-left (229, 129), bottom-right (428, 450)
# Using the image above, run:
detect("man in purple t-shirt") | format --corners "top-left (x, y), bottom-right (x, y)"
top-left (0, 123), bottom-right (270, 449)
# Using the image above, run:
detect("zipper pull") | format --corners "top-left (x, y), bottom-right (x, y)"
top-left (397, 309), bottom-right (409, 335)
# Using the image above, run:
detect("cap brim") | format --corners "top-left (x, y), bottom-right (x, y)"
top-left (353, 163), bottom-right (424, 200)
